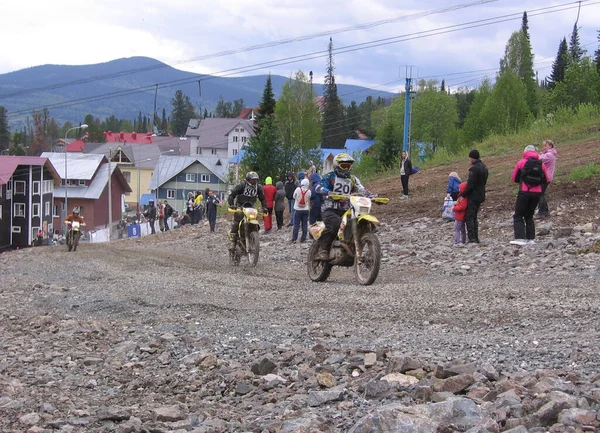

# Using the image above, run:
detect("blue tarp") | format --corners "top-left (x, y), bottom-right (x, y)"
top-left (139, 194), bottom-right (156, 206)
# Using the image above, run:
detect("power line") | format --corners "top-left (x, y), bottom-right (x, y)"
top-left (0, 0), bottom-right (499, 100)
top-left (6, 1), bottom-right (598, 120)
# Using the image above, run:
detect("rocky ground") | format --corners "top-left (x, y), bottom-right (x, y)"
top-left (1, 140), bottom-right (600, 432)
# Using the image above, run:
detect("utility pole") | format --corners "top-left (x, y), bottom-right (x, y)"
top-left (107, 148), bottom-right (112, 241)
top-left (403, 66), bottom-right (414, 154)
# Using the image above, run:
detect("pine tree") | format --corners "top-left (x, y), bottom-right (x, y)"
top-left (170, 90), bottom-right (196, 137)
top-left (594, 30), bottom-right (600, 75)
top-left (0, 106), bottom-right (10, 152)
top-left (136, 112), bottom-right (144, 133)
top-left (500, 30), bottom-right (537, 116)
top-left (160, 108), bottom-right (168, 133)
top-left (521, 12), bottom-right (530, 41)
top-left (321, 38), bottom-right (347, 149)
top-left (254, 75), bottom-right (276, 136)
top-left (548, 38), bottom-right (569, 89)
top-left (440, 79), bottom-right (446, 92)
top-left (569, 24), bottom-right (586, 62)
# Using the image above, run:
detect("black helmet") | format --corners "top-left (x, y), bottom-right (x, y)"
top-left (246, 171), bottom-right (259, 185)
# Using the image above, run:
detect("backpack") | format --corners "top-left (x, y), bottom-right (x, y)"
top-left (298, 189), bottom-right (308, 206)
top-left (520, 158), bottom-right (545, 186)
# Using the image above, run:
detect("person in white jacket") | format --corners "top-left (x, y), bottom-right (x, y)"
top-left (291, 178), bottom-right (311, 243)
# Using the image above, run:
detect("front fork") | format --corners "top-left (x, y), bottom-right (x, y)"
top-left (351, 215), bottom-right (363, 263)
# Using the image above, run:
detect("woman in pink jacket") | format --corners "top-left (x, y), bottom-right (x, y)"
top-left (510, 145), bottom-right (550, 246)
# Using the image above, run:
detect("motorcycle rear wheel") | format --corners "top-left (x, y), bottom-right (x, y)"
top-left (307, 241), bottom-right (332, 282)
top-left (246, 232), bottom-right (260, 267)
top-left (354, 232), bottom-right (381, 285)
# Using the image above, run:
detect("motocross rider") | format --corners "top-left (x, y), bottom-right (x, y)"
top-left (314, 153), bottom-right (370, 260)
top-left (64, 206), bottom-right (85, 228)
top-left (227, 171), bottom-right (267, 251)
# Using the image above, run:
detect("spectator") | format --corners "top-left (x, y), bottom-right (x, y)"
top-left (309, 172), bottom-right (322, 225)
top-left (510, 145), bottom-right (549, 246)
top-left (460, 149), bottom-right (488, 244)
top-left (537, 139), bottom-right (557, 218)
top-left (157, 200), bottom-right (165, 232)
top-left (291, 178), bottom-right (311, 243)
top-left (284, 173), bottom-right (297, 227)
top-left (452, 182), bottom-right (468, 245)
top-left (193, 191), bottom-right (204, 223)
top-left (186, 192), bottom-right (195, 223)
top-left (274, 181), bottom-right (286, 230)
top-left (163, 200), bottom-right (173, 231)
top-left (205, 190), bottom-right (221, 232)
top-left (307, 160), bottom-right (317, 178)
top-left (447, 172), bottom-right (462, 201)
top-left (400, 151), bottom-right (413, 199)
top-left (263, 176), bottom-right (277, 233)
top-left (146, 200), bottom-right (157, 234)
top-left (178, 211), bottom-right (191, 227)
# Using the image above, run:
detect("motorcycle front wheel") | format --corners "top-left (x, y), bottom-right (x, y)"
top-left (246, 231), bottom-right (260, 267)
top-left (307, 241), bottom-right (332, 282)
top-left (354, 232), bottom-right (382, 285)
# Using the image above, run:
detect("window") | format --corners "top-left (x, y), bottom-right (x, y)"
top-left (167, 189), bottom-right (175, 199)
top-left (14, 203), bottom-right (25, 217)
top-left (241, 136), bottom-right (247, 143)
top-left (15, 181), bottom-right (26, 195)
top-left (211, 149), bottom-right (218, 155)
top-left (232, 149), bottom-right (238, 156)
top-left (32, 227), bottom-right (40, 240)
top-left (12, 226), bottom-right (21, 233)
top-left (45, 201), bottom-right (51, 216)
top-left (33, 181), bottom-right (40, 195)
top-left (79, 180), bottom-right (86, 186)
top-left (201, 174), bottom-right (210, 182)
top-left (186, 173), bottom-right (195, 182)
top-left (122, 171), bottom-right (131, 183)
top-left (0, 186), bottom-right (2, 198)
top-left (196, 147), bottom-right (202, 155)
top-left (42, 180), bottom-right (53, 194)
top-left (32, 203), bottom-right (40, 217)
top-left (232, 136), bottom-right (238, 142)
top-left (7, 180), bottom-right (12, 192)
top-left (53, 204), bottom-right (60, 218)
top-left (0, 204), bottom-right (2, 219)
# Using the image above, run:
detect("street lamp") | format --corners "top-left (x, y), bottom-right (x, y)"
top-left (64, 124), bottom-right (88, 231)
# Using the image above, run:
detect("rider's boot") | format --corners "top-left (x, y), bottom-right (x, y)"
top-left (229, 232), bottom-right (238, 252)
top-left (315, 240), bottom-right (330, 260)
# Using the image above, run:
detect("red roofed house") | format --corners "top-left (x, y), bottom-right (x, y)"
top-left (0, 156), bottom-right (62, 251)
top-left (104, 131), bottom-right (156, 144)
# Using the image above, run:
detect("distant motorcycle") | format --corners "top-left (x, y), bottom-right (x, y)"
top-left (66, 221), bottom-right (85, 252)
top-left (307, 194), bottom-right (389, 285)
top-left (228, 205), bottom-right (262, 267)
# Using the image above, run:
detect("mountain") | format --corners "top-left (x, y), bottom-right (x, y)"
top-left (0, 57), bottom-right (395, 129)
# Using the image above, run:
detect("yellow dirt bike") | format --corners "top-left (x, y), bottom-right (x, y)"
top-left (308, 194), bottom-right (389, 286)
top-left (228, 205), bottom-right (263, 267)
top-left (66, 220), bottom-right (85, 252)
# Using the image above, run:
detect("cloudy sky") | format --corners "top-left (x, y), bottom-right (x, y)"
top-left (2, 0), bottom-right (599, 92)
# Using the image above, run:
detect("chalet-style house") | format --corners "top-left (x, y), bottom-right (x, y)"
top-left (40, 152), bottom-right (131, 233)
top-left (186, 118), bottom-right (254, 162)
top-left (0, 156), bottom-right (61, 250)
top-left (148, 155), bottom-right (228, 212)
top-left (82, 137), bottom-right (186, 209)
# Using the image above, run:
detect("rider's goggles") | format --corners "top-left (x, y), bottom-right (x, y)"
top-left (338, 162), bottom-right (353, 170)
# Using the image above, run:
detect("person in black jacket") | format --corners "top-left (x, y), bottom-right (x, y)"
top-left (284, 172), bottom-right (298, 226)
top-left (460, 149), bottom-right (489, 243)
top-left (400, 151), bottom-right (413, 199)
top-left (146, 200), bottom-right (157, 234)
top-left (227, 171), bottom-right (267, 251)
